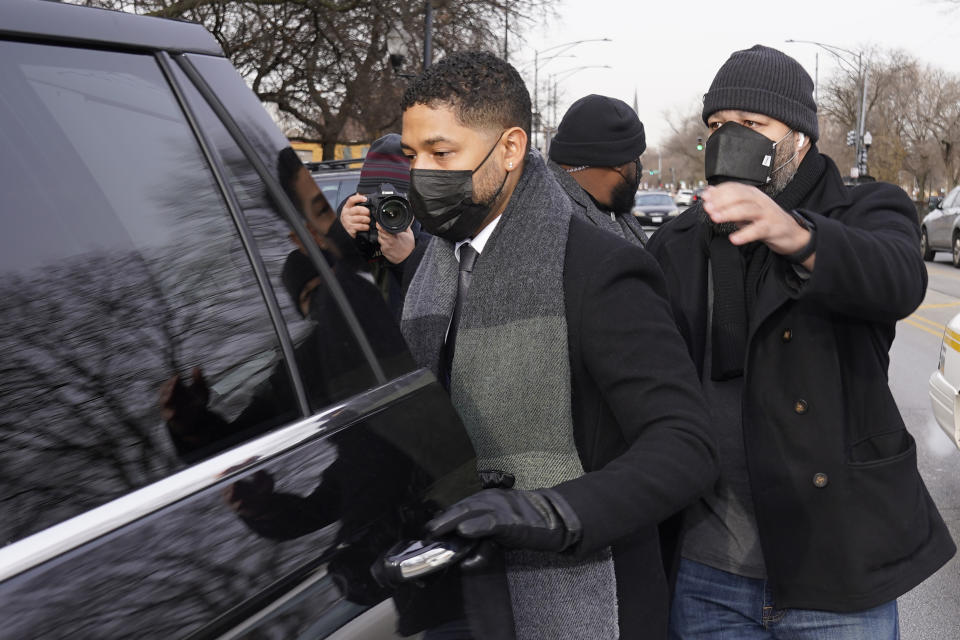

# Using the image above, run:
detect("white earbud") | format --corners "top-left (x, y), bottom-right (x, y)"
top-left (797, 133), bottom-right (806, 148)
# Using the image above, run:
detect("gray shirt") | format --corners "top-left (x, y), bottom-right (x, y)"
top-left (681, 267), bottom-right (766, 578)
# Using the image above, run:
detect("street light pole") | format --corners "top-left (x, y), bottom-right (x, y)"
top-left (531, 38), bottom-right (611, 151)
top-left (543, 65), bottom-right (611, 151)
top-left (786, 39), bottom-right (869, 176)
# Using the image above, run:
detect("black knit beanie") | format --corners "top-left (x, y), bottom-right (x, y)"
top-left (357, 133), bottom-right (410, 195)
top-left (549, 94), bottom-right (646, 166)
top-left (702, 45), bottom-right (818, 142)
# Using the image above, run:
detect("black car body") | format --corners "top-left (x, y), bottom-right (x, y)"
top-left (633, 191), bottom-right (680, 226)
top-left (0, 2), bottom-right (477, 638)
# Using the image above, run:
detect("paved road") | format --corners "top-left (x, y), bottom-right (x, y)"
top-left (893, 255), bottom-right (960, 640)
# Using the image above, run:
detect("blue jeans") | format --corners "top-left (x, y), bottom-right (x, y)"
top-left (669, 558), bottom-right (899, 640)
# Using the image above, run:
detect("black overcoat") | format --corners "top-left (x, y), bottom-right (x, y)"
top-left (403, 215), bottom-right (719, 638)
top-left (646, 151), bottom-right (956, 612)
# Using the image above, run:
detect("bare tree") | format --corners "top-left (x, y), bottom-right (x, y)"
top-left (648, 103), bottom-right (708, 190)
top-left (75, 0), bottom-right (551, 157)
top-left (819, 48), bottom-right (960, 197)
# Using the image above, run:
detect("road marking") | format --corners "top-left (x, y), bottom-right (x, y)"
top-left (916, 302), bottom-right (960, 310)
top-left (911, 314), bottom-right (946, 329)
top-left (902, 317), bottom-right (946, 339)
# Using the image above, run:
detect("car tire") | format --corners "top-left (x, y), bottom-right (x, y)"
top-left (922, 228), bottom-right (935, 262)
top-left (952, 233), bottom-right (960, 268)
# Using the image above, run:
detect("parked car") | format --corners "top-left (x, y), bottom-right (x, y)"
top-left (674, 189), bottom-right (695, 206)
top-left (920, 185), bottom-right (960, 265)
top-left (929, 312), bottom-right (960, 450)
top-left (309, 158), bottom-right (362, 209)
top-left (633, 191), bottom-right (680, 226)
top-left (0, 2), bottom-right (478, 638)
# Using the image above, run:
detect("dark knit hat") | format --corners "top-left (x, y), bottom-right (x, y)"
top-left (281, 249), bottom-right (319, 315)
top-left (357, 133), bottom-right (410, 194)
top-left (702, 45), bottom-right (818, 142)
top-left (549, 94), bottom-right (646, 166)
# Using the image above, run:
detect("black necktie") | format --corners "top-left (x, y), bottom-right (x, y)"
top-left (442, 243), bottom-right (479, 390)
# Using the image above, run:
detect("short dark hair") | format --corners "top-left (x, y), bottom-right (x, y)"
top-left (401, 51), bottom-right (531, 140)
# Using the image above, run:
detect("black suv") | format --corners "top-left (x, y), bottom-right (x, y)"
top-left (0, 2), bottom-right (476, 638)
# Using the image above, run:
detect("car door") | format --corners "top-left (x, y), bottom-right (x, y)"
top-left (929, 186), bottom-right (960, 250)
top-left (0, 25), bottom-right (477, 640)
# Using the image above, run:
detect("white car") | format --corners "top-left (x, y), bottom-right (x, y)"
top-left (675, 189), bottom-right (695, 206)
top-left (929, 312), bottom-right (960, 449)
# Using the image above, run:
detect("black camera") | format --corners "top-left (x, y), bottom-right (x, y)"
top-left (355, 183), bottom-right (413, 260)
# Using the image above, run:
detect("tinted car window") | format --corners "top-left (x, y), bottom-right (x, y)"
top-left (0, 41), bottom-right (299, 543)
top-left (183, 55), bottom-right (415, 405)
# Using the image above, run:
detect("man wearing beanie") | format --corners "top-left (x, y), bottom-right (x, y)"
top-left (341, 133), bottom-right (417, 264)
top-left (340, 133), bottom-right (422, 317)
top-left (647, 44), bottom-right (955, 638)
top-left (548, 94), bottom-right (648, 246)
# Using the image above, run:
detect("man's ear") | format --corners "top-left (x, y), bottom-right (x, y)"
top-left (502, 126), bottom-right (528, 172)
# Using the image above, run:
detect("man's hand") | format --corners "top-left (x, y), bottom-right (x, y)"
top-left (425, 488), bottom-right (581, 552)
top-left (224, 469), bottom-right (275, 518)
top-left (378, 225), bottom-right (415, 264)
top-left (159, 366), bottom-right (210, 436)
top-left (340, 193), bottom-right (371, 239)
top-left (702, 183), bottom-right (815, 268)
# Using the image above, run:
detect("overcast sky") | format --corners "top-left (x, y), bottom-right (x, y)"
top-left (513, 0), bottom-right (960, 147)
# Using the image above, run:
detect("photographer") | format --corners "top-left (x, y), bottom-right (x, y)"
top-left (340, 134), bottom-right (424, 318)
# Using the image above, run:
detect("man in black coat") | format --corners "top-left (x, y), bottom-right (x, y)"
top-left (547, 94), bottom-right (648, 247)
top-left (646, 45), bottom-right (956, 639)
top-left (398, 51), bottom-right (718, 639)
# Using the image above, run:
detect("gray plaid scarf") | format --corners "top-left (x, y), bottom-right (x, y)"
top-left (402, 152), bottom-right (619, 639)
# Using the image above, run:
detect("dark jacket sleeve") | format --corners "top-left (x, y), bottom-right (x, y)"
top-left (552, 225), bottom-right (718, 554)
top-left (793, 183), bottom-right (926, 321)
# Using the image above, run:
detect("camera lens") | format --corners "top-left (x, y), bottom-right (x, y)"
top-left (375, 196), bottom-right (413, 233)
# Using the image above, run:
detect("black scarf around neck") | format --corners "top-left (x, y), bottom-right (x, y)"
top-left (704, 148), bottom-right (827, 381)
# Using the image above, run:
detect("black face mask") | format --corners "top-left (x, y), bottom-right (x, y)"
top-left (408, 134), bottom-right (508, 242)
top-left (704, 123), bottom-right (791, 187)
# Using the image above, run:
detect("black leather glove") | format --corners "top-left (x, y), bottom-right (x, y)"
top-left (426, 488), bottom-right (582, 552)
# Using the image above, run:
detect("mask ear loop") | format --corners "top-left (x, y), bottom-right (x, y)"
top-left (771, 129), bottom-right (801, 176)
top-left (471, 130), bottom-right (510, 175)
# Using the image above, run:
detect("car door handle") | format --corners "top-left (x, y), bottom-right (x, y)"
top-left (376, 537), bottom-right (478, 584)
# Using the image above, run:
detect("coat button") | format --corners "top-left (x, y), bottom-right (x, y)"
top-left (813, 472), bottom-right (829, 488)
top-left (782, 328), bottom-right (793, 342)
top-left (794, 399), bottom-right (808, 414)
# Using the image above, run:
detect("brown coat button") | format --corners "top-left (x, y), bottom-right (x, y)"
top-left (813, 473), bottom-right (829, 488)
top-left (782, 328), bottom-right (793, 342)
top-left (794, 399), bottom-right (808, 414)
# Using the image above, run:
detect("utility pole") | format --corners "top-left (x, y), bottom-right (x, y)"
top-left (423, 1), bottom-right (433, 71)
top-left (503, 7), bottom-right (509, 62)
top-left (531, 38), bottom-right (611, 151)
top-left (786, 40), bottom-right (868, 177)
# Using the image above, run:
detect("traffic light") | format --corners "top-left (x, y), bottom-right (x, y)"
top-left (846, 130), bottom-right (857, 147)
top-left (696, 137), bottom-right (704, 151)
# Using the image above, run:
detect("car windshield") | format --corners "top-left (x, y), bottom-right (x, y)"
top-left (635, 194), bottom-right (674, 206)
